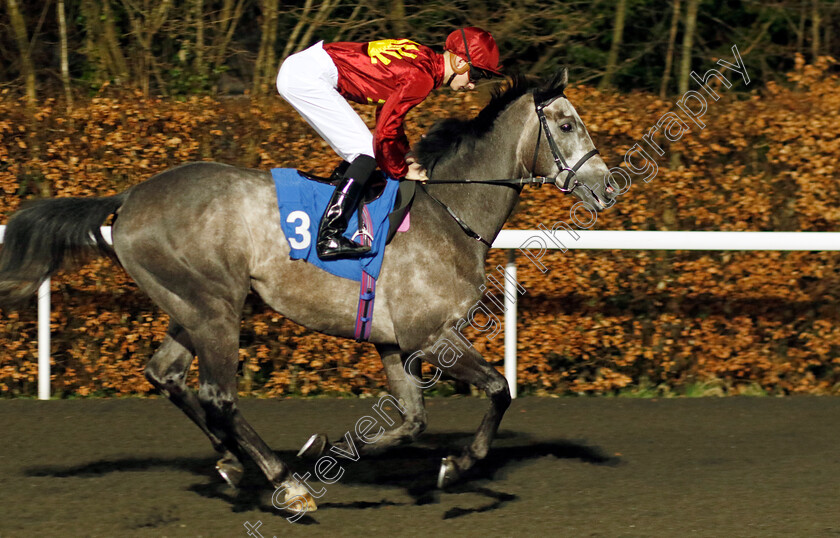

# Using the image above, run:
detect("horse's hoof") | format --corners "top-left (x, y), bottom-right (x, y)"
top-left (297, 433), bottom-right (329, 459)
top-left (216, 455), bottom-right (244, 488)
top-left (437, 456), bottom-right (460, 488)
top-left (277, 479), bottom-right (318, 514)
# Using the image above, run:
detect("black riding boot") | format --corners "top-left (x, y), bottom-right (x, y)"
top-left (316, 155), bottom-right (377, 260)
top-left (329, 160), bottom-right (350, 182)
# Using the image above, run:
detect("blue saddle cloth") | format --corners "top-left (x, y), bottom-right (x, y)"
top-left (272, 168), bottom-right (400, 282)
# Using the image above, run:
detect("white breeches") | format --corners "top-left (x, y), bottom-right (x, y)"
top-left (276, 41), bottom-right (374, 163)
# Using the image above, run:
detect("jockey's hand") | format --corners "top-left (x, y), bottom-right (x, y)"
top-left (405, 161), bottom-right (428, 182)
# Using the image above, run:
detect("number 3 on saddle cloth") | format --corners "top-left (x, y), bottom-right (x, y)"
top-left (271, 168), bottom-right (412, 341)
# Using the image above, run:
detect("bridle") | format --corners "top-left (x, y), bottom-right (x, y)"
top-left (530, 93), bottom-right (600, 195)
top-left (421, 92), bottom-right (604, 246)
top-left (424, 93), bottom-right (601, 191)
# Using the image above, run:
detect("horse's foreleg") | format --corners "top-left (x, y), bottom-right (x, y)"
top-left (421, 346), bottom-right (511, 487)
top-left (144, 322), bottom-right (243, 487)
top-left (374, 345), bottom-right (428, 451)
top-left (304, 345), bottom-right (427, 459)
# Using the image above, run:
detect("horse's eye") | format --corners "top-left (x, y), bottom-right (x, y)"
top-left (560, 123), bottom-right (573, 132)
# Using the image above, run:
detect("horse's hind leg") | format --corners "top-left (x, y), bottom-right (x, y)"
top-left (144, 322), bottom-right (243, 487)
top-left (420, 345), bottom-right (511, 487)
top-left (301, 344), bottom-right (427, 458)
top-left (187, 311), bottom-right (317, 512)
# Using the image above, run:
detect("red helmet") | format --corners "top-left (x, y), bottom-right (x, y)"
top-left (444, 27), bottom-right (502, 77)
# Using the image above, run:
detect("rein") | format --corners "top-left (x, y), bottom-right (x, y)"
top-left (421, 175), bottom-right (558, 187)
top-left (420, 92), bottom-right (602, 246)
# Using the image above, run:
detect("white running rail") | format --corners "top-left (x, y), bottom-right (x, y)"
top-left (1, 226), bottom-right (838, 399)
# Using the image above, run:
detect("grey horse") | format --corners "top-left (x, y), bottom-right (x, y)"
top-left (0, 70), bottom-right (613, 514)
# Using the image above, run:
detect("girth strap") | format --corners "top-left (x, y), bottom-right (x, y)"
top-left (354, 206), bottom-right (377, 342)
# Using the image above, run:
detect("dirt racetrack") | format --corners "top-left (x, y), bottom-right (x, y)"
top-left (1, 396), bottom-right (839, 537)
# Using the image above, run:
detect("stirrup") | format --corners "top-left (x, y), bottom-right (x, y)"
top-left (351, 229), bottom-right (374, 245)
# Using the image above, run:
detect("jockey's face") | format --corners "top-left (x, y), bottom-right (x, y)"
top-left (450, 70), bottom-right (475, 91)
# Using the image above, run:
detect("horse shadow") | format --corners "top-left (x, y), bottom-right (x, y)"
top-left (23, 431), bottom-right (619, 522)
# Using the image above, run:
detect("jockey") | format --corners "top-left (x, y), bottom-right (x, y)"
top-left (277, 27), bottom-right (503, 260)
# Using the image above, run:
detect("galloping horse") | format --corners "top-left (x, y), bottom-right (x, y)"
top-left (0, 69), bottom-right (613, 513)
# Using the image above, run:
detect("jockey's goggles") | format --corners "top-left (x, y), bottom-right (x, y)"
top-left (469, 66), bottom-right (496, 83)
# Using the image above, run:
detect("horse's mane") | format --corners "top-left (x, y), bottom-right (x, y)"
top-left (413, 70), bottom-right (568, 171)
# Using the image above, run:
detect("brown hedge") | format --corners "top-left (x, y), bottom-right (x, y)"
top-left (1, 56), bottom-right (838, 397)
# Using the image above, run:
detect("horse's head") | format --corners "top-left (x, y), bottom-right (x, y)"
top-left (413, 71), bottom-right (614, 218)
top-left (524, 68), bottom-right (614, 211)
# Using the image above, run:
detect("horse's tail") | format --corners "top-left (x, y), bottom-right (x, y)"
top-left (0, 193), bottom-right (128, 306)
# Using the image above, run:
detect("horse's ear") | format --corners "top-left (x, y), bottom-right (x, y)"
top-left (554, 67), bottom-right (569, 90)
top-left (535, 67), bottom-right (568, 104)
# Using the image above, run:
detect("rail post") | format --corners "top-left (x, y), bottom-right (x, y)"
top-left (504, 250), bottom-right (518, 399)
top-left (37, 278), bottom-right (51, 400)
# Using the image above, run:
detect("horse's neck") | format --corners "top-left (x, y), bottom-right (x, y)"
top-left (423, 105), bottom-right (528, 246)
